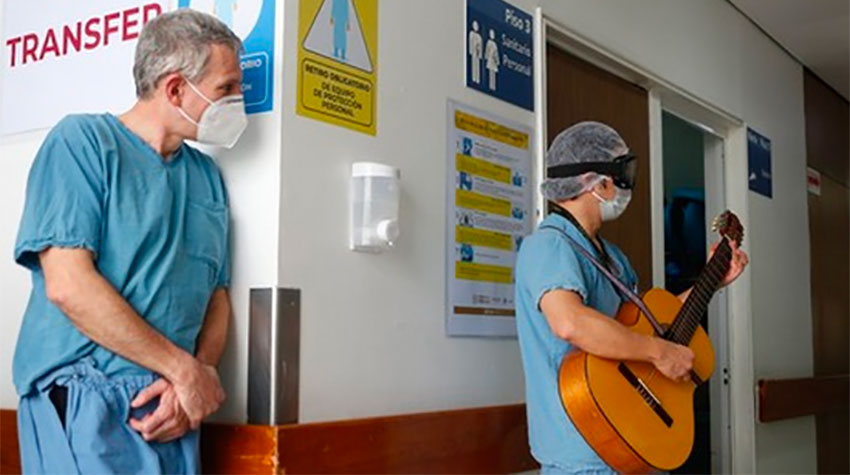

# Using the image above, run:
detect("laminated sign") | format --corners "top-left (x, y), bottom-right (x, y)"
top-left (445, 100), bottom-right (533, 338)
top-left (179, 0), bottom-right (276, 115)
top-left (297, 0), bottom-right (378, 135)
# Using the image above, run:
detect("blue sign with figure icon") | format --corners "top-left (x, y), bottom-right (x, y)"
top-left (747, 127), bottom-right (772, 198)
top-left (179, 0), bottom-right (275, 114)
top-left (466, 0), bottom-right (534, 111)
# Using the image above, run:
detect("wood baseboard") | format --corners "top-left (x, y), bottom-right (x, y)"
top-left (0, 410), bottom-right (20, 474)
top-left (758, 375), bottom-right (850, 422)
top-left (2, 404), bottom-right (536, 474)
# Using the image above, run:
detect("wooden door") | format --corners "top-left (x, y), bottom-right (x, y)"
top-left (808, 176), bottom-right (850, 475)
top-left (546, 45), bottom-right (652, 289)
top-left (804, 69), bottom-right (850, 475)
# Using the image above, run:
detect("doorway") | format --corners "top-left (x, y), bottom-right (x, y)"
top-left (662, 111), bottom-right (732, 474)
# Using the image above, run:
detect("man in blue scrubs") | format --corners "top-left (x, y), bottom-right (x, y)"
top-left (13, 10), bottom-right (247, 473)
top-left (515, 122), bottom-right (748, 473)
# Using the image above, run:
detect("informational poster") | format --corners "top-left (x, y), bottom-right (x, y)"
top-left (446, 100), bottom-right (533, 337)
top-left (0, 1), bottom-right (169, 135)
top-left (747, 127), bottom-right (772, 198)
top-left (180, 0), bottom-right (276, 114)
top-left (297, 0), bottom-right (378, 135)
top-left (466, 0), bottom-right (533, 111)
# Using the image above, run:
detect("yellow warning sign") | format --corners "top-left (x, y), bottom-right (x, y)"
top-left (297, 0), bottom-right (378, 135)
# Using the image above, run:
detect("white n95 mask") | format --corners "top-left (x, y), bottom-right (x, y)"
top-left (592, 186), bottom-right (632, 222)
top-left (177, 80), bottom-right (248, 149)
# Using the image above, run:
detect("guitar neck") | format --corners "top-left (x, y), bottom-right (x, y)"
top-left (665, 239), bottom-right (733, 345)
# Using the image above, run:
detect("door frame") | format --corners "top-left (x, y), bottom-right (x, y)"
top-left (533, 9), bottom-right (756, 474)
top-left (702, 130), bottom-right (734, 475)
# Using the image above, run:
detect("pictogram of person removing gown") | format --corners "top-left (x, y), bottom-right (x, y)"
top-left (468, 21), bottom-right (483, 85)
top-left (330, 0), bottom-right (350, 60)
top-left (484, 29), bottom-right (500, 91)
top-left (213, 0), bottom-right (237, 29)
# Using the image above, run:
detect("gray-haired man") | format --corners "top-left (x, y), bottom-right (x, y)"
top-left (13, 10), bottom-right (246, 473)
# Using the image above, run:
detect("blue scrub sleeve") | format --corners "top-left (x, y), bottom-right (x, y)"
top-left (215, 220), bottom-right (231, 288)
top-left (525, 231), bottom-right (589, 310)
top-left (214, 174), bottom-right (231, 288)
top-left (14, 118), bottom-right (103, 271)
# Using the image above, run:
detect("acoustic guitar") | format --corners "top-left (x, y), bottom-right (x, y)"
top-left (558, 211), bottom-right (744, 473)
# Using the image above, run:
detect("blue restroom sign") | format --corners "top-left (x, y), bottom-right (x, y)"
top-left (179, 0), bottom-right (275, 114)
top-left (466, 0), bottom-right (534, 111)
top-left (747, 128), bottom-right (772, 198)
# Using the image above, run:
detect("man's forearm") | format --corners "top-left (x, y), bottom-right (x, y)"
top-left (542, 290), bottom-right (660, 363)
top-left (41, 249), bottom-right (194, 382)
top-left (566, 308), bottom-right (661, 363)
top-left (195, 289), bottom-right (231, 367)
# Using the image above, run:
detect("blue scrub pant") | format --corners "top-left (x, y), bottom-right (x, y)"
top-left (541, 463), bottom-right (618, 474)
top-left (17, 358), bottom-right (199, 474)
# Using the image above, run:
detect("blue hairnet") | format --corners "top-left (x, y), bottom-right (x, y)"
top-left (541, 121), bottom-right (628, 201)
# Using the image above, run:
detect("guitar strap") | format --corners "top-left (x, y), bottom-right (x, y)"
top-left (539, 223), bottom-right (666, 337)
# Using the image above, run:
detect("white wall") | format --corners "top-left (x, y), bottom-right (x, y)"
top-left (279, 0), bottom-right (815, 472)
top-left (278, 0), bottom-right (531, 423)
top-left (0, 1), bottom-right (286, 424)
top-left (0, 135), bottom-right (45, 408)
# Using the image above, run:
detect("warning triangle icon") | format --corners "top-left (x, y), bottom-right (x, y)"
top-left (302, 0), bottom-right (374, 73)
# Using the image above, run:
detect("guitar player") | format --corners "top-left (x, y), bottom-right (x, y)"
top-left (514, 121), bottom-right (748, 474)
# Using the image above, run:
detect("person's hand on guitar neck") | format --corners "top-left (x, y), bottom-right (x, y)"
top-left (678, 240), bottom-right (749, 303)
top-left (714, 240), bottom-right (749, 288)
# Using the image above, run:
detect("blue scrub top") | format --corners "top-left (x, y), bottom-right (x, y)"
top-left (13, 114), bottom-right (231, 396)
top-left (514, 212), bottom-right (637, 471)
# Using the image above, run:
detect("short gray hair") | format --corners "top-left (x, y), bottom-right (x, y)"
top-left (541, 121), bottom-right (628, 202)
top-left (133, 9), bottom-right (242, 99)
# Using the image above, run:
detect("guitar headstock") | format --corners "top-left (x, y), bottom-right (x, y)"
top-left (712, 211), bottom-right (744, 246)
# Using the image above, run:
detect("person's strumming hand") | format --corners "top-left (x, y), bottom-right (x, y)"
top-left (650, 339), bottom-right (695, 383)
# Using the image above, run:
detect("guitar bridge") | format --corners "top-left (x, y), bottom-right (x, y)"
top-left (618, 363), bottom-right (674, 427)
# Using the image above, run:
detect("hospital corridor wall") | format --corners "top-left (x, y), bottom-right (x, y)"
top-left (0, 0), bottom-right (832, 473)
top-left (278, 0), bottom-right (815, 472)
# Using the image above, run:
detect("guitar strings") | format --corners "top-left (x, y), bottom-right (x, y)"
top-left (667, 241), bottom-right (733, 345)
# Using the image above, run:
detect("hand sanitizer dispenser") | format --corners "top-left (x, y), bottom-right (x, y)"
top-left (350, 162), bottom-right (400, 252)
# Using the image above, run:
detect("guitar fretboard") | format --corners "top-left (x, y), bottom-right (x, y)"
top-left (665, 239), bottom-right (733, 345)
